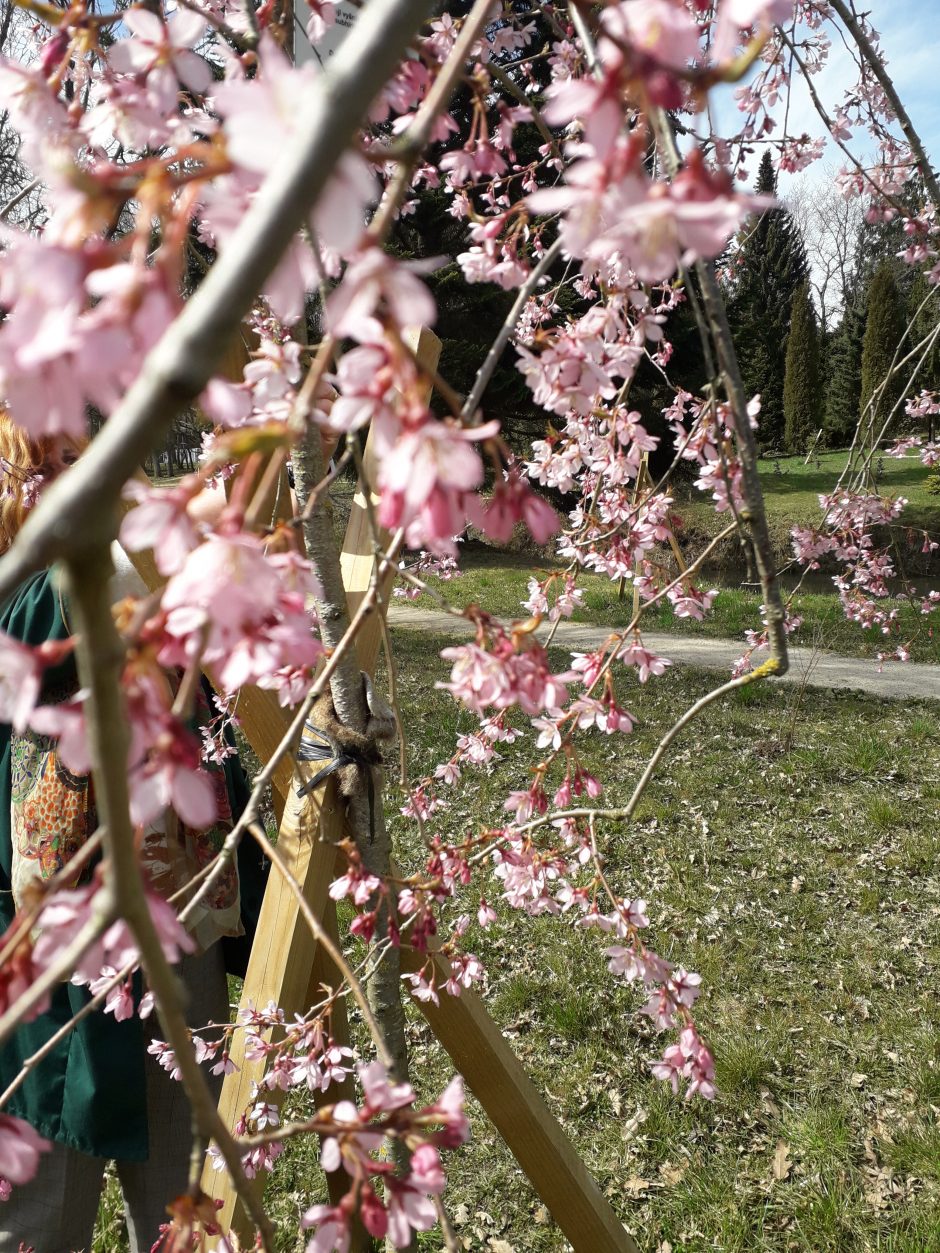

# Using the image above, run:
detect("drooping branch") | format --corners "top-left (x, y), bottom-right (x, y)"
top-left (247, 822), bottom-right (396, 1072)
top-left (461, 237), bottom-right (563, 422)
top-left (0, 911), bottom-right (111, 1052)
top-left (779, 27), bottom-right (909, 217)
top-left (370, 0), bottom-right (498, 240)
top-left (827, 0), bottom-right (940, 213)
top-left (651, 109), bottom-right (789, 672)
top-left (0, 0), bottom-right (433, 603)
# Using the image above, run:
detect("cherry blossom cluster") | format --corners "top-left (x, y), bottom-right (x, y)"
top-left (0, 864), bottom-right (193, 1029)
top-left (297, 1064), bottom-right (467, 1252)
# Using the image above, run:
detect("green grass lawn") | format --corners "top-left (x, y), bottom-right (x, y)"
top-left (98, 456), bottom-right (938, 1252)
top-left (149, 631), bottom-right (939, 1253)
top-left (406, 554), bottom-right (940, 665)
top-left (754, 451), bottom-right (939, 526)
top-left (678, 450), bottom-right (940, 558)
top-left (396, 449), bottom-right (940, 667)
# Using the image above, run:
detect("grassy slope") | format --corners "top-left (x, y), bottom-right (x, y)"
top-left (99, 458), bottom-right (938, 1251)
top-left (403, 452), bottom-right (940, 665)
top-left (679, 450), bottom-right (940, 550)
top-left (205, 633), bottom-right (940, 1253)
top-left (408, 558), bottom-right (940, 666)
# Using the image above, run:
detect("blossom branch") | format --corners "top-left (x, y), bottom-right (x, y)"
top-left (827, 0), bottom-right (940, 211)
top-left (0, 0), bottom-right (433, 603)
top-left (370, 0), bottom-right (499, 240)
top-left (460, 237), bottom-right (564, 422)
top-left (64, 543), bottom-right (275, 1251)
top-left (246, 822), bottom-right (396, 1072)
top-left (0, 954), bottom-right (133, 1112)
top-left (0, 912), bottom-right (111, 1052)
top-left (646, 110), bottom-right (788, 669)
top-left (511, 656), bottom-right (782, 842)
top-left (778, 27), bottom-right (908, 215)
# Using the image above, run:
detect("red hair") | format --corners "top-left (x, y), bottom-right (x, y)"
top-left (0, 413), bottom-right (85, 555)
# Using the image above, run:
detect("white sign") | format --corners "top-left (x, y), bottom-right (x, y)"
top-left (294, 0), bottom-right (359, 67)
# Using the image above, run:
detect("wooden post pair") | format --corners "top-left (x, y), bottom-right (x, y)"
top-left (129, 327), bottom-right (638, 1253)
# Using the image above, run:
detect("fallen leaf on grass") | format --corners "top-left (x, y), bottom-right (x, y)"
top-left (624, 1176), bottom-right (651, 1197)
top-left (772, 1140), bottom-right (792, 1181)
top-left (851, 1072), bottom-right (868, 1088)
top-left (659, 1161), bottom-right (687, 1186)
top-left (488, 1241), bottom-right (515, 1253)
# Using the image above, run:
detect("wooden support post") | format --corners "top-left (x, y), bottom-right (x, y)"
top-left (201, 777), bottom-right (345, 1239)
top-left (128, 325), bottom-right (641, 1253)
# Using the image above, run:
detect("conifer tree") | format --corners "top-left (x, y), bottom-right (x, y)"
top-left (783, 281), bottom-right (822, 453)
top-left (860, 262), bottom-right (906, 435)
top-left (821, 209), bottom-right (908, 447)
top-left (824, 287), bottom-right (866, 446)
top-left (907, 269), bottom-right (940, 398)
top-left (727, 150), bottom-right (809, 450)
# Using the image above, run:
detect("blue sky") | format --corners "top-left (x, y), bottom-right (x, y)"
top-left (870, 0), bottom-right (940, 166)
top-left (708, 0), bottom-right (939, 193)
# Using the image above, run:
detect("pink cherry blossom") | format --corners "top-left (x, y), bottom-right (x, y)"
top-left (306, 1), bottom-right (336, 46)
top-left (109, 9), bottom-right (212, 113)
top-left (601, 0), bottom-right (701, 73)
top-left (302, 1204), bottom-right (350, 1253)
top-left (376, 417), bottom-right (499, 552)
top-left (326, 249), bottom-right (437, 342)
top-left (713, 0), bottom-right (795, 63)
top-left (384, 1145), bottom-right (442, 1247)
top-left (0, 1115), bottom-right (49, 1187)
top-left (120, 480), bottom-right (202, 576)
top-left (0, 633), bottom-right (43, 732)
top-left (28, 695), bottom-right (92, 774)
top-left (359, 1060), bottom-right (415, 1115)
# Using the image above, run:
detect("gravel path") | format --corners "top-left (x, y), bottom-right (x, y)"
top-left (387, 605), bottom-right (940, 702)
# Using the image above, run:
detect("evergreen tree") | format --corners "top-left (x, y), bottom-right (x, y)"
top-left (860, 262), bottom-right (907, 434)
top-left (821, 204), bottom-right (917, 447)
top-left (824, 286), bottom-right (866, 446)
top-left (727, 151), bottom-right (809, 450)
top-left (783, 282), bottom-right (822, 452)
top-left (907, 269), bottom-right (940, 399)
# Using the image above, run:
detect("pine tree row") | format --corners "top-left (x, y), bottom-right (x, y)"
top-left (724, 151), bottom-right (940, 456)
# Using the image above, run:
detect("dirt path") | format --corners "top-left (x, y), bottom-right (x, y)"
top-left (387, 605), bottom-right (940, 702)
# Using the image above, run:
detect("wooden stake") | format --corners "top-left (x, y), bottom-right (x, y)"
top-left (201, 776), bottom-right (346, 1240)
